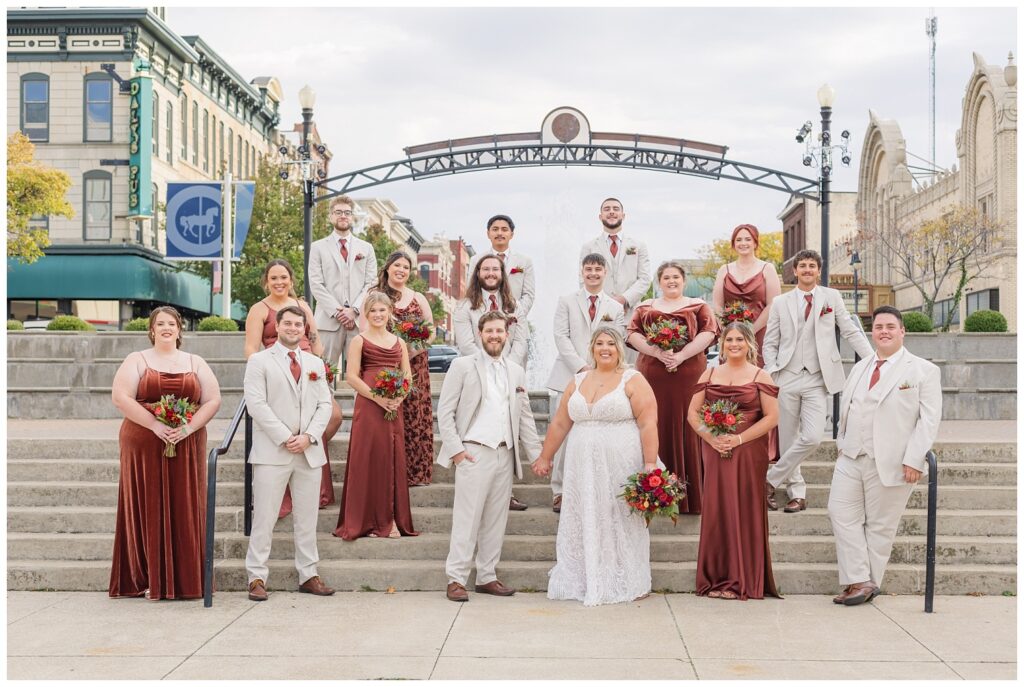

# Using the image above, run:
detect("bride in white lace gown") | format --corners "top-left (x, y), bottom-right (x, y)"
top-left (533, 328), bottom-right (661, 606)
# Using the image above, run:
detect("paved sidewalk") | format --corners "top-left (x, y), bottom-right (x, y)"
top-left (6, 592), bottom-right (1016, 680)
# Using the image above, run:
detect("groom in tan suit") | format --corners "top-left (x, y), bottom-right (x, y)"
top-left (243, 306), bottom-right (335, 601)
top-left (762, 249), bottom-right (872, 512)
top-left (308, 195), bottom-right (378, 367)
top-left (437, 311), bottom-right (543, 602)
top-left (829, 306), bottom-right (941, 605)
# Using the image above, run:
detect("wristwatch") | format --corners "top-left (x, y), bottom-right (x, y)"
top-left (306, 434), bottom-right (318, 446)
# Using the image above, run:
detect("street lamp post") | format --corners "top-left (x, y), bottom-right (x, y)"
top-left (851, 250), bottom-right (862, 323)
top-left (298, 85), bottom-right (316, 304)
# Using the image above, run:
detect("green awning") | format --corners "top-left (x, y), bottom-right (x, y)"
top-left (7, 246), bottom-right (246, 319)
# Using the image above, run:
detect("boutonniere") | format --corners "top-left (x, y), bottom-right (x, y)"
top-left (509, 267), bottom-right (524, 275)
top-left (515, 386), bottom-right (526, 394)
top-left (898, 381), bottom-right (913, 390)
top-left (819, 305), bottom-right (834, 317)
top-left (307, 371), bottom-right (320, 381)
top-left (600, 313), bottom-right (613, 322)
top-left (506, 316), bottom-right (518, 325)
top-left (625, 246), bottom-right (637, 256)
top-left (354, 253), bottom-right (365, 261)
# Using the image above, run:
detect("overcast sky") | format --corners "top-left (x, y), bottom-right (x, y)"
top-left (168, 5), bottom-right (1016, 382)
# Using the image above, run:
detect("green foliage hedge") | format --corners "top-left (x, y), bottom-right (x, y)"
top-left (963, 309), bottom-right (1008, 332)
top-left (124, 317), bottom-right (150, 332)
top-left (197, 315), bottom-right (239, 332)
top-left (46, 315), bottom-right (95, 331)
top-left (7, 319), bottom-right (25, 330)
top-left (902, 311), bottom-right (933, 332)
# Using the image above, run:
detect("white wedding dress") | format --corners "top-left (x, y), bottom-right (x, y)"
top-left (547, 369), bottom-right (652, 606)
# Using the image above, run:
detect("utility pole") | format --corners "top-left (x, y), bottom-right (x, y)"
top-left (926, 12), bottom-right (938, 176)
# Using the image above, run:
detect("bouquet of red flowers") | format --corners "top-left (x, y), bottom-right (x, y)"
top-left (620, 468), bottom-right (686, 526)
top-left (321, 357), bottom-right (340, 387)
top-left (391, 314), bottom-right (433, 351)
top-left (371, 368), bottom-right (411, 421)
top-left (699, 399), bottom-right (746, 457)
top-left (721, 300), bottom-right (756, 326)
top-left (144, 394), bottom-right (198, 457)
top-left (643, 317), bottom-right (688, 373)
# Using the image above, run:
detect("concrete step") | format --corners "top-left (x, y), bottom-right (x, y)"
top-left (839, 359), bottom-right (1016, 390)
top-left (6, 332), bottom-right (247, 360)
top-left (6, 558), bottom-right (1016, 595)
top-left (8, 505), bottom-right (1017, 538)
top-left (838, 333), bottom-right (1017, 360)
top-left (8, 531), bottom-right (1016, 566)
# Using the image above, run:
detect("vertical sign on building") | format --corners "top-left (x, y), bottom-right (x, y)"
top-left (127, 64), bottom-right (153, 219)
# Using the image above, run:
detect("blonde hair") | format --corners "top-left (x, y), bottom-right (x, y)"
top-left (362, 291), bottom-right (394, 318)
top-left (719, 321), bottom-right (759, 365)
top-left (588, 326), bottom-right (628, 371)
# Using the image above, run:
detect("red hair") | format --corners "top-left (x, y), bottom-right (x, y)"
top-left (731, 223), bottom-right (760, 249)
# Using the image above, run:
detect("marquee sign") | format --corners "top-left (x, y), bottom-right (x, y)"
top-left (126, 72), bottom-right (153, 219)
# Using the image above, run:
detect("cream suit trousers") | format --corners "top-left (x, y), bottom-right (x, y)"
top-left (245, 455), bottom-right (322, 586)
top-left (767, 368), bottom-right (827, 499)
top-left (828, 452), bottom-right (915, 587)
top-left (320, 324), bottom-right (360, 370)
top-left (446, 443), bottom-right (515, 586)
top-left (549, 390), bottom-right (567, 497)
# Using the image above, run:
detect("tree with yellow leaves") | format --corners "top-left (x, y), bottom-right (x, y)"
top-left (7, 132), bottom-right (74, 263)
top-left (693, 231), bottom-right (783, 280)
top-left (857, 205), bottom-right (1003, 331)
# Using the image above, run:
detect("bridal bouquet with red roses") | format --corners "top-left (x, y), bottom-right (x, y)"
top-left (371, 368), bottom-right (411, 421)
top-left (144, 394), bottom-right (198, 457)
top-left (643, 317), bottom-right (688, 373)
top-left (320, 357), bottom-right (340, 387)
top-left (620, 468), bottom-right (686, 526)
top-left (699, 399), bottom-right (746, 457)
top-left (721, 300), bottom-right (756, 326)
top-left (391, 313), bottom-right (433, 351)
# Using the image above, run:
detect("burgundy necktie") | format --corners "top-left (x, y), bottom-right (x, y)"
top-left (868, 359), bottom-right (885, 390)
top-left (489, 294), bottom-right (498, 311)
top-left (288, 351), bottom-right (301, 383)
top-left (609, 235), bottom-right (619, 258)
top-left (340, 238), bottom-right (349, 262)
top-left (804, 293), bottom-right (813, 321)
top-left (497, 252), bottom-right (506, 261)
top-left (589, 295), bottom-right (598, 321)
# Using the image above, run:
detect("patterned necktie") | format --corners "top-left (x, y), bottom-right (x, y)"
top-left (340, 238), bottom-right (349, 262)
top-left (868, 359), bottom-right (886, 390)
top-left (589, 295), bottom-right (598, 321)
top-left (804, 293), bottom-right (813, 321)
top-left (489, 294), bottom-right (498, 311)
top-left (288, 351), bottom-right (301, 383)
top-left (609, 234), bottom-right (619, 258)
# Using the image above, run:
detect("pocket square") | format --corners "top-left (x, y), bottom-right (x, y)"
top-left (898, 381), bottom-right (914, 390)
top-left (819, 305), bottom-right (834, 317)
top-left (600, 314), bottom-right (613, 322)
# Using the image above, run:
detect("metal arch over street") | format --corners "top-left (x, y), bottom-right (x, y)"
top-left (312, 106), bottom-right (820, 202)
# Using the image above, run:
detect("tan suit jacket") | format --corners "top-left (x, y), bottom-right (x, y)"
top-left (546, 289), bottom-right (626, 392)
top-left (762, 285), bottom-right (873, 394)
top-left (578, 233), bottom-right (652, 309)
top-left (452, 297), bottom-right (528, 367)
top-left (308, 233), bottom-right (377, 332)
top-left (243, 346), bottom-right (333, 468)
top-left (836, 349), bottom-right (942, 486)
top-left (435, 352), bottom-right (542, 479)
top-left (468, 249), bottom-right (536, 317)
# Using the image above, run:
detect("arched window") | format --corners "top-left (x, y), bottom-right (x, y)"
top-left (83, 170), bottom-right (113, 240)
top-left (152, 92), bottom-right (159, 155)
top-left (20, 73), bottom-right (49, 142)
top-left (192, 101), bottom-right (199, 165)
top-left (180, 94), bottom-right (188, 160)
top-left (165, 100), bottom-right (173, 163)
top-left (83, 72), bottom-right (112, 142)
top-left (227, 127), bottom-right (234, 176)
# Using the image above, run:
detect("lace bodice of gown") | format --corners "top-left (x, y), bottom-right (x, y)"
top-left (567, 369), bottom-right (638, 425)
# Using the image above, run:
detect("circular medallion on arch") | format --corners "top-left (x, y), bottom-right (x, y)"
top-left (541, 106), bottom-right (591, 145)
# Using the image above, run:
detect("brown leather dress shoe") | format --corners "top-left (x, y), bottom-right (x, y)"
top-left (765, 482), bottom-right (779, 511)
top-left (832, 585), bottom-right (854, 604)
top-left (298, 575), bottom-right (336, 596)
top-left (552, 494), bottom-right (562, 513)
top-left (248, 578), bottom-right (268, 601)
top-left (509, 496), bottom-right (528, 511)
top-left (843, 583), bottom-right (880, 606)
top-left (446, 582), bottom-right (469, 602)
top-left (784, 498), bottom-right (807, 513)
top-left (475, 580), bottom-right (516, 596)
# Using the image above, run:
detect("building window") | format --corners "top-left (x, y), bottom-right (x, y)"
top-left (83, 73), bottom-right (112, 142)
top-left (152, 92), bottom-right (159, 155)
top-left (165, 100), bottom-right (173, 163)
top-left (180, 95), bottom-right (188, 161)
top-left (932, 298), bottom-right (961, 327)
top-left (20, 73), bottom-right (49, 142)
top-left (237, 136), bottom-right (242, 177)
top-left (28, 214), bottom-right (49, 233)
top-left (210, 114), bottom-right (217, 172)
top-left (191, 101), bottom-right (199, 165)
top-left (227, 128), bottom-right (234, 176)
top-left (218, 121), bottom-right (224, 174)
top-left (151, 182), bottom-right (161, 249)
top-left (966, 288), bottom-right (1000, 315)
top-left (243, 140), bottom-right (249, 178)
top-left (83, 170), bottom-right (112, 240)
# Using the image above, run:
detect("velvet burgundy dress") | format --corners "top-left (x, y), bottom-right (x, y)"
top-left (393, 299), bottom-right (434, 486)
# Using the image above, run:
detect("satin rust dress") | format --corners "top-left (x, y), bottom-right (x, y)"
top-left (333, 338), bottom-right (418, 540)
top-left (695, 374), bottom-right (781, 600)
top-left (109, 361), bottom-right (206, 600)
top-left (628, 301), bottom-right (719, 514)
top-left (261, 301), bottom-right (337, 516)
top-left (393, 299), bottom-right (434, 486)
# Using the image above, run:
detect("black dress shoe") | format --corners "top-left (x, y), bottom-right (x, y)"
top-left (509, 496), bottom-right (528, 511)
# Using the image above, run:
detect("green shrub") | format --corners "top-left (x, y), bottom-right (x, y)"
top-left (46, 315), bottom-right (95, 331)
top-left (902, 311), bottom-right (933, 332)
top-left (964, 309), bottom-right (1008, 333)
top-left (7, 319), bottom-right (24, 330)
top-left (197, 315), bottom-right (239, 332)
top-left (124, 317), bottom-right (150, 332)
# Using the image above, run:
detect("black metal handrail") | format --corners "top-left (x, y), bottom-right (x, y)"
top-left (204, 399), bottom-right (251, 608)
top-left (924, 449), bottom-right (938, 613)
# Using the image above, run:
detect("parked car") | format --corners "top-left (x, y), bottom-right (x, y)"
top-left (428, 345), bottom-right (459, 373)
